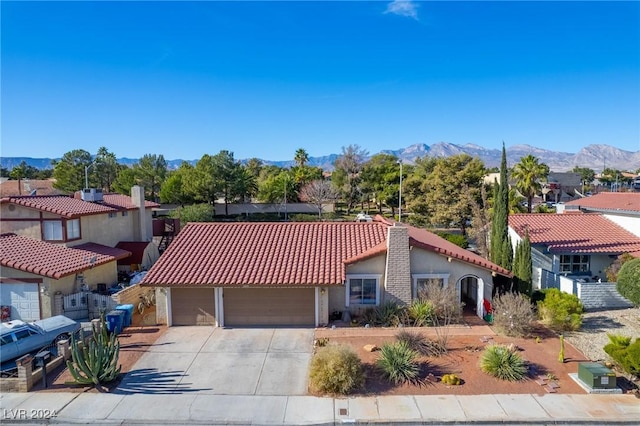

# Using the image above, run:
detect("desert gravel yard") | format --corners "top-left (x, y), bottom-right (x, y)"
top-left (564, 307), bottom-right (640, 363)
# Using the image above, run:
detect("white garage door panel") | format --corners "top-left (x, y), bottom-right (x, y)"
top-left (0, 283), bottom-right (40, 321)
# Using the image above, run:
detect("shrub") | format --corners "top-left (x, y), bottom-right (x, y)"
top-left (537, 288), bottom-right (583, 331)
top-left (418, 281), bottom-right (463, 324)
top-left (309, 345), bottom-right (365, 395)
top-left (407, 299), bottom-right (435, 327)
top-left (616, 258), bottom-right (640, 306)
top-left (435, 232), bottom-right (469, 249)
top-left (480, 344), bottom-right (528, 381)
top-left (603, 334), bottom-right (640, 377)
top-left (376, 341), bottom-right (421, 385)
top-left (605, 253), bottom-right (634, 282)
top-left (366, 302), bottom-right (404, 327)
top-left (492, 292), bottom-right (535, 337)
top-left (396, 329), bottom-right (445, 356)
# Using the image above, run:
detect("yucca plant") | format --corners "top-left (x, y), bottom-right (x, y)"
top-left (480, 344), bottom-right (527, 381)
top-left (407, 299), bottom-right (435, 327)
top-left (376, 341), bottom-right (421, 385)
top-left (396, 329), bottom-right (445, 356)
top-left (309, 345), bottom-right (364, 395)
top-left (66, 314), bottom-right (121, 389)
top-left (375, 302), bottom-right (404, 327)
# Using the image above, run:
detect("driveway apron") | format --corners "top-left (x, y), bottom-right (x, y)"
top-left (116, 327), bottom-right (314, 395)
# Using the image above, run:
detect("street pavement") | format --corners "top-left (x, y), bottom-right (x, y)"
top-left (1, 391), bottom-right (638, 424)
top-left (2, 326), bottom-right (639, 424)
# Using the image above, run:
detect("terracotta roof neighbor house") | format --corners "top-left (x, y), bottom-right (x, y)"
top-left (0, 234), bottom-right (130, 279)
top-left (0, 194), bottom-right (159, 218)
top-left (509, 213), bottom-right (640, 255)
top-left (0, 179), bottom-right (62, 197)
top-left (564, 192), bottom-right (640, 213)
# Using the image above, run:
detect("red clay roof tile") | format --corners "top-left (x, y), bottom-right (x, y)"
top-left (142, 220), bottom-right (510, 287)
top-left (564, 192), bottom-right (640, 213)
top-left (1, 194), bottom-right (158, 218)
top-left (509, 213), bottom-right (640, 254)
top-left (1, 234), bottom-right (124, 279)
top-left (0, 179), bottom-right (62, 197)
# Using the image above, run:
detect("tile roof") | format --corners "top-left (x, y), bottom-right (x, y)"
top-left (509, 213), bottom-right (640, 255)
top-left (0, 179), bottom-right (62, 197)
top-left (142, 222), bottom-right (388, 286)
top-left (0, 194), bottom-right (158, 218)
top-left (0, 234), bottom-right (125, 279)
top-left (115, 241), bottom-right (151, 264)
top-left (564, 192), bottom-right (640, 213)
top-left (101, 194), bottom-right (159, 210)
top-left (142, 219), bottom-right (511, 287)
top-left (407, 226), bottom-right (513, 276)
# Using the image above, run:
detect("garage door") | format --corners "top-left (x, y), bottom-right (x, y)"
top-left (0, 283), bottom-right (40, 321)
top-left (171, 288), bottom-right (215, 325)
top-left (223, 288), bottom-right (315, 326)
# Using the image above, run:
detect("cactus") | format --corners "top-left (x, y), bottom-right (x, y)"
top-left (558, 334), bottom-right (565, 363)
top-left (66, 314), bottom-right (121, 387)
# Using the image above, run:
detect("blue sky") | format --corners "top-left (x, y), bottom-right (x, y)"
top-left (2, 1), bottom-right (639, 162)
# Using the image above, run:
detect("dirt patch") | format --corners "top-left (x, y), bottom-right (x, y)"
top-left (32, 309), bottom-right (166, 393)
top-left (313, 322), bottom-right (589, 396)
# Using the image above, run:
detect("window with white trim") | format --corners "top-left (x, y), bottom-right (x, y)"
top-left (66, 218), bottom-right (80, 240)
top-left (412, 274), bottom-right (450, 299)
top-left (346, 275), bottom-right (380, 306)
top-left (43, 220), bottom-right (63, 241)
top-left (559, 255), bottom-right (590, 273)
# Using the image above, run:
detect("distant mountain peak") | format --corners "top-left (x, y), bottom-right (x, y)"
top-left (1, 143), bottom-right (637, 173)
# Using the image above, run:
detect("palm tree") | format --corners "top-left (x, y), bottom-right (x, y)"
top-left (511, 155), bottom-right (549, 213)
top-left (294, 148), bottom-right (309, 167)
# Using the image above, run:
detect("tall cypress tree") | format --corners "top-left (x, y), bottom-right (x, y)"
top-left (513, 230), bottom-right (532, 296)
top-left (490, 143), bottom-right (512, 270)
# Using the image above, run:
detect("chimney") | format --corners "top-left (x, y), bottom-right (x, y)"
top-left (131, 185), bottom-right (149, 241)
top-left (384, 224), bottom-right (412, 305)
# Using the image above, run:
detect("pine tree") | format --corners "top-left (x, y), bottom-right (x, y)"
top-left (490, 143), bottom-right (512, 269)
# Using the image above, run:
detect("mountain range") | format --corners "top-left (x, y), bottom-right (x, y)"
top-left (1, 143), bottom-right (639, 173)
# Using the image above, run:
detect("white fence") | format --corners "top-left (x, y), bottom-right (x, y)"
top-left (63, 292), bottom-right (118, 320)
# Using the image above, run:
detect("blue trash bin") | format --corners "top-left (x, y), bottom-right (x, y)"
top-left (106, 310), bottom-right (125, 334)
top-left (115, 304), bottom-right (134, 327)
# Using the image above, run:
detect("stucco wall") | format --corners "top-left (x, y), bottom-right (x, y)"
top-left (0, 203), bottom-right (42, 238)
top-left (1, 203), bottom-right (155, 247)
top-left (410, 247), bottom-right (494, 295)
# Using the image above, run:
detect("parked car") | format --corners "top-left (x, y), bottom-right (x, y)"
top-left (0, 315), bottom-right (80, 363)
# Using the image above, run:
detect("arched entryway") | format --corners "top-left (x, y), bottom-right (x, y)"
top-left (458, 275), bottom-right (485, 318)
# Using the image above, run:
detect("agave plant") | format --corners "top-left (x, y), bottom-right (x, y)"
top-left (66, 314), bottom-right (121, 388)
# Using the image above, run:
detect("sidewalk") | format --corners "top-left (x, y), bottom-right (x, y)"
top-left (1, 391), bottom-right (638, 424)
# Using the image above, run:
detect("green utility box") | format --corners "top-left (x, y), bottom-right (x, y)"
top-left (578, 363), bottom-right (616, 389)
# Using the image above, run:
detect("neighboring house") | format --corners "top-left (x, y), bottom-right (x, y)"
top-left (0, 178), bottom-right (63, 197)
top-left (0, 234), bottom-right (131, 321)
top-left (560, 192), bottom-right (640, 237)
top-left (141, 216), bottom-right (511, 327)
top-left (0, 186), bottom-right (160, 321)
top-left (508, 213), bottom-right (640, 309)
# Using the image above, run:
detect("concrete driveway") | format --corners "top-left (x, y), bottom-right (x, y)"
top-left (115, 327), bottom-right (314, 395)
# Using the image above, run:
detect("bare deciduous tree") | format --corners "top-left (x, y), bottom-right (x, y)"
top-left (299, 179), bottom-right (338, 218)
